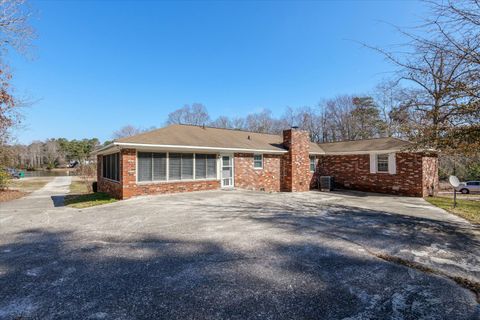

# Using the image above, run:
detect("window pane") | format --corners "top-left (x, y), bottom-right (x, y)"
top-left (377, 154), bottom-right (389, 172)
top-left (207, 154), bottom-right (217, 178)
top-left (153, 153), bottom-right (166, 181)
top-left (115, 153), bottom-right (120, 181)
top-left (138, 152), bottom-right (152, 181)
top-left (169, 153), bottom-right (181, 180)
top-left (195, 154), bottom-right (207, 179)
top-left (113, 154), bottom-right (118, 181)
top-left (310, 156), bottom-right (315, 172)
top-left (254, 154), bottom-right (262, 168)
top-left (102, 156), bottom-right (107, 178)
top-left (102, 153), bottom-right (120, 181)
top-left (182, 153), bottom-right (193, 179)
top-left (222, 156), bottom-right (230, 167)
top-left (109, 154), bottom-right (113, 179)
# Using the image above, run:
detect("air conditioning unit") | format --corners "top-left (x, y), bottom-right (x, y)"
top-left (319, 176), bottom-right (334, 191)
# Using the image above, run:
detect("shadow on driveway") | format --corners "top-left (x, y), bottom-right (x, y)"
top-left (50, 195), bottom-right (65, 207)
top-left (0, 226), bottom-right (478, 319)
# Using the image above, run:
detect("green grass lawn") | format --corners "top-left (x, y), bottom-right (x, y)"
top-left (64, 192), bottom-right (117, 209)
top-left (69, 180), bottom-right (92, 194)
top-left (426, 196), bottom-right (480, 224)
top-left (65, 179), bottom-right (116, 208)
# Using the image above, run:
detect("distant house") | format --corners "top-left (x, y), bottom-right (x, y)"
top-left (95, 124), bottom-right (438, 199)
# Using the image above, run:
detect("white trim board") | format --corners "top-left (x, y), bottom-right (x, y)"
top-left (96, 142), bottom-right (288, 155)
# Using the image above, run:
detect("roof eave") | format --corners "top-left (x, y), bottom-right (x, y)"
top-left (93, 143), bottom-right (119, 155)
top-left (321, 148), bottom-right (436, 155)
top-left (322, 149), bottom-right (404, 155)
top-left (112, 142), bottom-right (288, 154)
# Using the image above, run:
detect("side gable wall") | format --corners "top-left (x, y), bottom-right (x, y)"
top-left (317, 152), bottom-right (438, 197)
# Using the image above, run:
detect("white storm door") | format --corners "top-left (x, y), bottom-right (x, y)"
top-left (221, 155), bottom-right (234, 188)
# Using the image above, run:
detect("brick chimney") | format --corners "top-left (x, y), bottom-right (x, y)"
top-left (281, 127), bottom-right (310, 192)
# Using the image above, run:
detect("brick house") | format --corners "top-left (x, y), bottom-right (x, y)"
top-left (96, 124), bottom-right (438, 199)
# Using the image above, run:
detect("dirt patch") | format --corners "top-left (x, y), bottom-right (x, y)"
top-left (8, 177), bottom-right (52, 193)
top-left (0, 189), bottom-right (27, 202)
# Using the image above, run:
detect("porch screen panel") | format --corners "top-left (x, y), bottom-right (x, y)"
top-left (181, 153), bottom-right (194, 179)
top-left (102, 156), bottom-right (107, 178)
top-left (102, 153), bottom-right (120, 181)
top-left (138, 152), bottom-right (152, 182)
top-left (169, 153), bottom-right (181, 180)
top-left (113, 153), bottom-right (119, 181)
top-left (109, 155), bottom-right (113, 179)
top-left (195, 154), bottom-right (207, 179)
top-left (206, 154), bottom-right (217, 178)
top-left (153, 153), bottom-right (167, 181)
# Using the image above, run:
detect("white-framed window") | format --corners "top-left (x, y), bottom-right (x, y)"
top-left (310, 156), bottom-right (316, 172)
top-left (138, 152), bottom-right (217, 182)
top-left (253, 154), bottom-right (263, 169)
top-left (370, 153), bottom-right (396, 174)
top-left (138, 152), bottom-right (167, 182)
top-left (377, 154), bottom-right (389, 172)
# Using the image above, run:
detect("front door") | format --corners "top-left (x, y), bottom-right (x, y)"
top-left (221, 155), bottom-right (234, 188)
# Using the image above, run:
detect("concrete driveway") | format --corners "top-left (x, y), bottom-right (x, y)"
top-left (0, 187), bottom-right (479, 319)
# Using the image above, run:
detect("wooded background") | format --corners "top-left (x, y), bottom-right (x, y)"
top-left (0, 0), bottom-right (479, 181)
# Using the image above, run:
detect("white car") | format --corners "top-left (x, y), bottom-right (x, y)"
top-left (456, 181), bottom-right (480, 194)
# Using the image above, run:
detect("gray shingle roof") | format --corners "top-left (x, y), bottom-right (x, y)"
top-left (101, 124), bottom-right (410, 154)
top-left (115, 124), bottom-right (292, 152)
top-left (317, 137), bottom-right (412, 153)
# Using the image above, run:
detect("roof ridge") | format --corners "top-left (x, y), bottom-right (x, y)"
top-left (168, 123), bottom-right (283, 137)
top-left (316, 136), bottom-right (410, 145)
top-left (115, 126), bottom-right (169, 142)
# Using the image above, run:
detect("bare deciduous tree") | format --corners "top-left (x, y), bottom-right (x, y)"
top-left (244, 109), bottom-right (286, 134)
top-left (166, 103), bottom-right (210, 126)
top-left (321, 95), bottom-right (357, 141)
top-left (112, 125), bottom-right (143, 139)
top-left (0, 0), bottom-right (35, 167)
top-left (210, 116), bottom-right (232, 129)
top-left (282, 106), bottom-right (323, 142)
top-left (365, 0), bottom-right (480, 154)
top-left (0, 0), bottom-right (35, 55)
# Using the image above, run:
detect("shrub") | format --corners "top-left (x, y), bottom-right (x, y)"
top-left (0, 169), bottom-right (10, 190)
top-left (465, 163), bottom-right (480, 181)
top-left (77, 163), bottom-right (97, 193)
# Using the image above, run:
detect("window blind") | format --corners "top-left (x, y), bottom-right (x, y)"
top-left (152, 153), bottom-right (167, 181)
top-left (207, 154), bottom-right (217, 178)
top-left (169, 153), bottom-right (181, 180)
top-left (195, 154), bottom-right (207, 179)
top-left (181, 154), bottom-right (194, 179)
top-left (138, 152), bottom-right (152, 182)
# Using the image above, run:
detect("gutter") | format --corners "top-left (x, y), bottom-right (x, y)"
top-left (95, 142), bottom-right (289, 155)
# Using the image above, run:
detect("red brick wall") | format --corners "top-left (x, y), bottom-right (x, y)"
top-left (120, 148), bottom-right (137, 199)
top-left (422, 156), bottom-right (439, 197)
top-left (98, 149), bottom-right (220, 199)
top-left (281, 129), bottom-right (311, 192)
top-left (97, 145), bottom-right (437, 199)
top-left (317, 153), bottom-right (437, 197)
top-left (234, 153), bottom-right (281, 192)
top-left (126, 180), bottom-right (220, 198)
